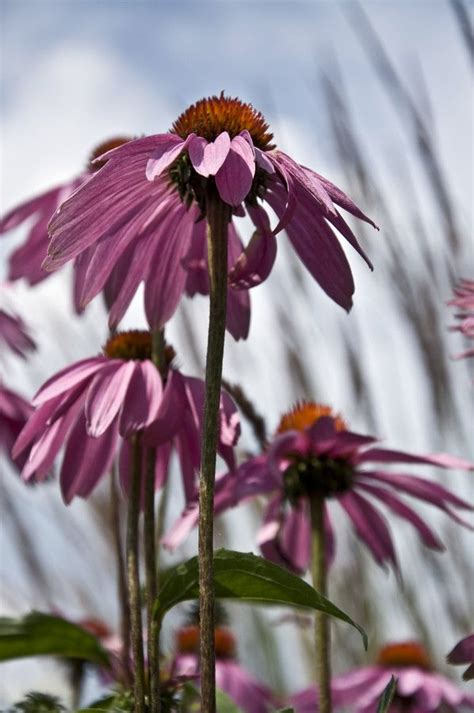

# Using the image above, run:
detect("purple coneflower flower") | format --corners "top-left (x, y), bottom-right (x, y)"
top-left (172, 619), bottom-right (275, 713)
top-left (448, 279), bottom-right (474, 360)
top-left (12, 330), bottom-right (239, 503)
top-left (0, 384), bottom-right (33, 470)
top-left (0, 308), bottom-right (36, 358)
top-left (163, 402), bottom-right (472, 574)
top-left (45, 94), bottom-right (377, 339)
top-left (448, 635), bottom-right (474, 681)
top-left (291, 641), bottom-right (474, 712)
top-left (0, 138), bottom-right (132, 313)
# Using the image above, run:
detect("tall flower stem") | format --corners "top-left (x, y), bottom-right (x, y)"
top-left (199, 190), bottom-right (230, 713)
top-left (144, 328), bottom-right (165, 713)
top-left (110, 464), bottom-right (132, 686)
top-left (310, 494), bottom-right (332, 713)
top-left (127, 435), bottom-right (145, 712)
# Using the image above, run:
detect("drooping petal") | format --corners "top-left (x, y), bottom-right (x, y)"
top-left (21, 396), bottom-right (84, 481)
top-left (355, 446), bottom-right (474, 470)
top-left (339, 490), bottom-right (398, 570)
top-left (33, 358), bottom-right (108, 406)
top-left (275, 151), bottom-right (337, 217)
top-left (154, 442), bottom-right (172, 490)
top-left (60, 413), bottom-right (118, 503)
top-left (357, 482), bottom-right (445, 550)
top-left (305, 166), bottom-right (378, 228)
top-left (144, 205), bottom-right (195, 329)
top-left (229, 206), bottom-right (277, 290)
top-left (188, 131), bottom-right (231, 177)
top-left (119, 360), bottom-right (163, 438)
top-left (145, 135), bottom-right (190, 181)
top-left (258, 495), bottom-right (310, 574)
top-left (358, 470), bottom-right (473, 514)
top-left (266, 180), bottom-right (355, 311)
top-left (143, 369), bottom-right (187, 446)
top-left (85, 362), bottom-right (135, 438)
top-left (215, 136), bottom-right (256, 206)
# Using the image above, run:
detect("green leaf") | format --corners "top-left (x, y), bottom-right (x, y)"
top-left (216, 689), bottom-right (244, 713)
top-left (376, 675), bottom-right (397, 713)
top-left (154, 549), bottom-right (367, 648)
top-left (0, 612), bottom-right (110, 666)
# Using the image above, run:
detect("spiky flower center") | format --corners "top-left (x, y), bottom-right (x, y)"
top-left (103, 330), bottom-right (175, 373)
top-left (88, 136), bottom-right (132, 172)
top-left (277, 402), bottom-right (347, 434)
top-left (172, 93), bottom-right (275, 151)
top-left (377, 642), bottom-right (432, 671)
top-left (279, 402), bottom-right (353, 500)
top-left (176, 625), bottom-right (236, 660)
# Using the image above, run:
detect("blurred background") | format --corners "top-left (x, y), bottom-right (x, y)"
top-left (1, 0), bottom-right (473, 707)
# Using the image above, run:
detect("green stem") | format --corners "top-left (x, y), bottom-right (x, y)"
top-left (199, 191), bottom-right (230, 713)
top-left (110, 465), bottom-right (132, 686)
top-left (310, 494), bottom-right (332, 713)
top-left (144, 328), bottom-right (165, 713)
top-left (127, 436), bottom-right (145, 712)
top-left (144, 448), bottom-right (160, 713)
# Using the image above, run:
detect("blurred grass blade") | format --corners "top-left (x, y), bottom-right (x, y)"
top-left (377, 675), bottom-right (397, 713)
top-left (154, 549), bottom-right (367, 648)
top-left (0, 612), bottom-right (110, 666)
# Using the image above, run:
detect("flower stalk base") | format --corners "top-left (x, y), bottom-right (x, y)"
top-left (198, 191), bottom-right (230, 713)
top-left (127, 436), bottom-right (146, 712)
top-left (310, 493), bottom-right (332, 713)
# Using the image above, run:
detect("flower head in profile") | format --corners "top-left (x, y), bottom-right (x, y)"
top-left (447, 634), bottom-right (474, 681)
top-left (171, 606), bottom-right (275, 713)
top-left (45, 94), bottom-right (377, 340)
top-left (0, 309), bottom-right (36, 358)
top-left (164, 402), bottom-right (472, 574)
top-left (448, 279), bottom-right (474, 360)
top-left (291, 641), bottom-right (474, 712)
top-left (0, 138), bottom-right (134, 313)
top-left (13, 330), bottom-right (239, 503)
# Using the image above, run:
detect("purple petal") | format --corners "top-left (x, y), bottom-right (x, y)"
top-left (327, 209), bottom-right (374, 271)
top-left (33, 358), bottom-right (107, 406)
top-left (0, 183), bottom-right (64, 232)
top-left (266, 156), bottom-right (297, 233)
top-left (119, 360), bottom-right (163, 438)
top-left (144, 205), bottom-right (194, 329)
top-left (359, 470), bottom-right (473, 513)
top-left (21, 396), bottom-right (84, 481)
top-left (447, 635), bottom-right (474, 665)
top-left (154, 442), bottom-right (172, 490)
top-left (85, 362), bottom-right (135, 437)
top-left (188, 131), bottom-right (230, 177)
top-left (339, 490), bottom-right (398, 570)
top-left (215, 136), bottom-right (256, 207)
top-left (226, 283), bottom-right (251, 340)
top-left (145, 135), bottom-right (189, 181)
top-left (329, 430), bottom-right (378, 459)
top-left (357, 482), bottom-right (445, 550)
top-left (266, 181), bottom-right (355, 311)
top-left (60, 413), bottom-right (118, 503)
top-left (258, 495), bottom-right (310, 574)
top-left (306, 166), bottom-right (378, 228)
top-left (275, 152), bottom-right (337, 216)
top-left (183, 218), bottom-right (208, 296)
top-left (143, 369), bottom-right (187, 446)
top-left (355, 447), bottom-right (474, 470)
top-left (229, 210), bottom-right (277, 289)
top-left (254, 147), bottom-right (275, 174)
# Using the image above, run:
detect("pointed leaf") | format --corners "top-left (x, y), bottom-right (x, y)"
top-left (0, 612), bottom-right (110, 666)
top-left (377, 675), bottom-right (397, 713)
top-left (154, 549), bottom-right (367, 648)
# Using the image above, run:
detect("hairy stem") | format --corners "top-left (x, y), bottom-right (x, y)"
top-left (127, 436), bottom-right (145, 712)
top-left (310, 494), bottom-right (332, 713)
top-left (199, 192), bottom-right (230, 713)
top-left (144, 328), bottom-right (165, 713)
top-left (110, 465), bottom-right (131, 686)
